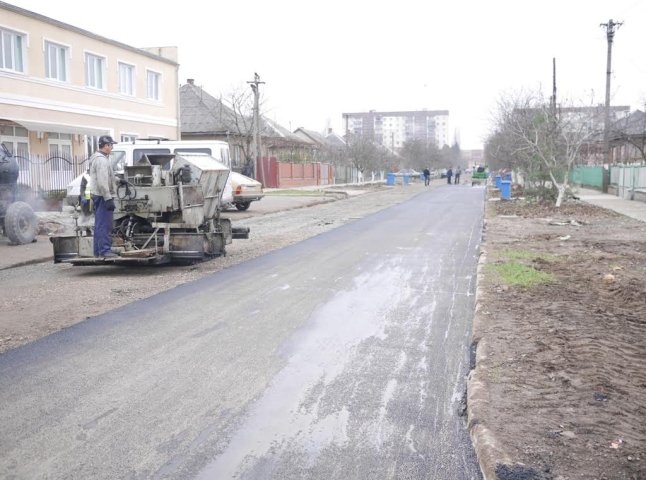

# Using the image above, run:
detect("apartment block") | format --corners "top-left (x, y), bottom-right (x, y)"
top-left (0, 1), bottom-right (179, 159)
top-left (342, 110), bottom-right (449, 151)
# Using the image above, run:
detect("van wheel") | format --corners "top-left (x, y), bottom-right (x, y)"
top-left (235, 202), bottom-right (251, 211)
top-left (5, 201), bottom-right (37, 245)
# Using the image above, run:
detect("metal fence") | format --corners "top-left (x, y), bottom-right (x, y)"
top-left (13, 154), bottom-right (88, 197)
top-left (610, 164), bottom-right (646, 199)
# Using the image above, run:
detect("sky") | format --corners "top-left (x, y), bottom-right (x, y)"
top-left (9, 0), bottom-right (646, 150)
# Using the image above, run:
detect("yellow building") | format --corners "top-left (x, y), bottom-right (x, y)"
top-left (0, 1), bottom-right (179, 163)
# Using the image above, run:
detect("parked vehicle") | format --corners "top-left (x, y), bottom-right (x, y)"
top-left (225, 171), bottom-right (264, 211)
top-left (471, 165), bottom-right (489, 186)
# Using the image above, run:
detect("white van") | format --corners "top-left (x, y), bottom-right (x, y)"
top-left (67, 140), bottom-right (234, 205)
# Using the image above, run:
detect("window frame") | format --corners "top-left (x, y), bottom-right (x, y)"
top-left (44, 39), bottom-right (70, 82)
top-left (47, 132), bottom-right (73, 171)
top-left (118, 61), bottom-right (135, 96)
top-left (84, 51), bottom-right (106, 90)
top-left (146, 69), bottom-right (161, 101)
top-left (0, 27), bottom-right (26, 73)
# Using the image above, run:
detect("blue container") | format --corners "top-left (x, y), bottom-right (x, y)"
top-left (500, 180), bottom-right (511, 200)
top-left (402, 174), bottom-right (410, 185)
top-left (386, 173), bottom-right (395, 186)
top-left (495, 175), bottom-right (502, 189)
top-left (504, 173), bottom-right (512, 181)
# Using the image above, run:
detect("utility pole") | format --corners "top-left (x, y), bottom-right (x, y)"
top-left (247, 73), bottom-right (265, 186)
top-left (549, 57), bottom-right (557, 114)
top-left (600, 19), bottom-right (622, 169)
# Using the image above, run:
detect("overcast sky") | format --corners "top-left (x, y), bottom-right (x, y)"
top-left (9, 0), bottom-right (646, 149)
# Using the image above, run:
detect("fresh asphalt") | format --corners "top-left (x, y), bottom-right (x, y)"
top-left (0, 184), bottom-right (485, 479)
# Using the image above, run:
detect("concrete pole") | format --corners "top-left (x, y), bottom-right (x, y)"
top-left (247, 73), bottom-right (265, 186)
top-left (601, 19), bottom-right (622, 167)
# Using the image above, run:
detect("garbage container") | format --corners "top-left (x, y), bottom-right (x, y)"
top-left (495, 175), bottom-right (502, 189)
top-left (402, 174), bottom-right (410, 185)
top-left (504, 173), bottom-right (512, 182)
top-left (386, 173), bottom-right (395, 186)
top-left (500, 180), bottom-right (511, 200)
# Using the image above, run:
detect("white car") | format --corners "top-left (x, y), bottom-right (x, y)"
top-left (226, 171), bottom-right (264, 211)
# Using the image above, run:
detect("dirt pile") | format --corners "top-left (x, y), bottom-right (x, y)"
top-left (469, 198), bottom-right (646, 479)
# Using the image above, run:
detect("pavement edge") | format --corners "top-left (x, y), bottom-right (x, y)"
top-left (467, 220), bottom-right (511, 480)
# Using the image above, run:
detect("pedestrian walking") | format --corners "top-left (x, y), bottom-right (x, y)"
top-left (89, 135), bottom-right (118, 257)
top-left (454, 166), bottom-right (462, 184)
top-left (423, 168), bottom-right (430, 186)
top-left (446, 167), bottom-right (453, 184)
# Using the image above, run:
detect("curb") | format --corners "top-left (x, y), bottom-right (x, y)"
top-left (467, 221), bottom-right (510, 479)
top-left (0, 256), bottom-right (52, 271)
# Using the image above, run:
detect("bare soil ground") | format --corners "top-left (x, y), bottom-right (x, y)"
top-left (470, 196), bottom-right (646, 480)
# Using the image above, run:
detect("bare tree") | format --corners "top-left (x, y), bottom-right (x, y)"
top-left (440, 142), bottom-right (462, 168)
top-left (223, 87), bottom-right (256, 175)
top-left (400, 139), bottom-right (443, 171)
top-left (487, 91), bottom-right (599, 207)
top-left (609, 109), bottom-right (646, 162)
top-left (344, 133), bottom-right (383, 174)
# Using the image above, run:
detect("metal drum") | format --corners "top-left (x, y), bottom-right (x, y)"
top-left (50, 235), bottom-right (79, 263)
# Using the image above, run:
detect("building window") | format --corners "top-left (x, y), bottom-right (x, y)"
top-left (85, 53), bottom-right (105, 89)
top-left (121, 134), bottom-right (137, 142)
top-left (0, 124), bottom-right (29, 166)
top-left (48, 132), bottom-right (73, 171)
top-left (118, 62), bottom-right (135, 95)
top-left (45, 41), bottom-right (69, 81)
top-left (147, 70), bottom-right (161, 100)
top-left (0, 28), bottom-right (25, 72)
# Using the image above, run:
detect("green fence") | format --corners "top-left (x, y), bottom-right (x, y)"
top-left (571, 166), bottom-right (604, 189)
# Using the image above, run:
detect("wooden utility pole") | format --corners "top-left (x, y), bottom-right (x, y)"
top-left (247, 73), bottom-right (266, 186)
top-left (601, 19), bottom-right (622, 167)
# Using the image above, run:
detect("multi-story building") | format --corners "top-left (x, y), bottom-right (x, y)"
top-left (0, 1), bottom-right (179, 162)
top-left (342, 109), bottom-right (449, 151)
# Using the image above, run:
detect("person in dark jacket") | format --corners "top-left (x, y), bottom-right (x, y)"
top-left (446, 167), bottom-right (453, 184)
top-left (423, 168), bottom-right (430, 186)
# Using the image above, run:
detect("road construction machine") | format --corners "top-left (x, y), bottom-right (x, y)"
top-left (51, 152), bottom-right (249, 265)
top-left (0, 144), bottom-right (38, 245)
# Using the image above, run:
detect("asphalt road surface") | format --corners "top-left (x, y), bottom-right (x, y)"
top-left (0, 184), bottom-right (485, 479)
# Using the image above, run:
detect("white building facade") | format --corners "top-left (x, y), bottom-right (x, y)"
top-left (0, 1), bottom-right (180, 160)
top-left (342, 110), bottom-right (450, 151)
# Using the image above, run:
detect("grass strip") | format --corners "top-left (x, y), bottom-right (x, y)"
top-left (490, 261), bottom-right (555, 288)
top-left (502, 249), bottom-right (559, 262)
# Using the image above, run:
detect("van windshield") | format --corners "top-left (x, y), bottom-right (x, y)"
top-left (134, 148), bottom-right (171, 163)
top-left (110, 150), bottom-right (127, 172)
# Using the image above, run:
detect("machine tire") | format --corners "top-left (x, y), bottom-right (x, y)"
top-left (235, 201), bottom-right (251, 211)
top-left (4, 201), bottom-right (37, 245)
